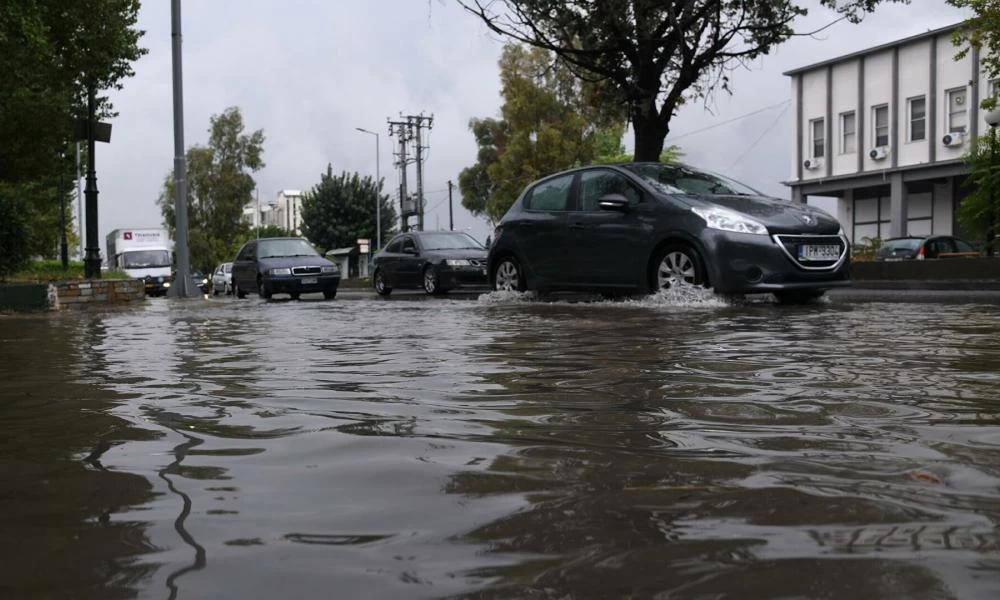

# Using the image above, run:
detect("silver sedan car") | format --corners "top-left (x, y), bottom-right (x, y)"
top-left (211, 262), bottom-right (233, 295)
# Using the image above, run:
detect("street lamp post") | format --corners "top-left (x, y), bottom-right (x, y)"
top-left (355, 127), bottom-right (381, 250)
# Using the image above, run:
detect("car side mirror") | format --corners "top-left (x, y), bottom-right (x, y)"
top-left (598, 193), bottom-right (630, 212)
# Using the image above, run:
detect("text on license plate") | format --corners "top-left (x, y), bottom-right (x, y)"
top-left (798, 244), bottom-right (840, 261)
top-left (301, 277), bottom-right (318, 284)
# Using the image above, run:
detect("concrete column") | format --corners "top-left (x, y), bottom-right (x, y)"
top-left (791, 186), bottom-right (804, 204)
top-left (889, 172), bottom-right (908, 237)
top-left (843, 188), bottom-right (855, 243)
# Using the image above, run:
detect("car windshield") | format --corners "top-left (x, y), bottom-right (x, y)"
top-left (883, 238), bottom-right (923, 251)
top-left (258, 239), bottom-right (319, 258)
top-left (121, 249), bottom-right (172, 268)
top-left (420, 232), bottom-right (484, 250)
top-left (622, 163), bottom-right (762, 196)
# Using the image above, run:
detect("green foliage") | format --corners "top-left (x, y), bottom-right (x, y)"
top-left (960, 131), bottom-right (1000, 254)
top-left (462, 0), bottom-right (902, 160)
top-left (0, 0), bottom-right (143, 277)
top-left (253, 225), bottom-right (295, 238)
top-left (0, 183), bottom-right (33, 279)
top-left (157, 107), bottom-right (264, 273)
top-left (7, 260), bottom-right (128, 282)
top-left (950, 0), bottom-right (1000, 110)
top-left (300, 164), bottom-right (399, 253)
top-left (458, 44), bottom-right (630, 222)
top-left (851, 236), bottom-right (884, 261)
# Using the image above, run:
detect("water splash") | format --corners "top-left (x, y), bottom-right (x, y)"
top-left (476, 290), bottom-right (539, 305)
top-left (623, 284), bottom-right (730, 308)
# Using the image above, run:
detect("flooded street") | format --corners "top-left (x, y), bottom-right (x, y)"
top-left (3, 293), bottom-right (1000, 599)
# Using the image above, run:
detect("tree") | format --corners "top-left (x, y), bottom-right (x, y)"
top-left (0, 0), bottom-right (145, 275)
top-left (157, 107), bottom-right (264, 273)
top-left (960, 130), bottom-right (1000, 255)
top-left (460, 0), bottom-right (900, 161)
top-left (951, 0), bottom-right (1000, 110)
top-left (458, 44), bottom-right (626, 222)
top-left (300, 165), bottom-right (398, 253)
top-left (253, 225), bottom-right (295, 238)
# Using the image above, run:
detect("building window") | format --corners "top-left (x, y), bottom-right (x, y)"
top-left (872, 104), bottom-right (889, 147)
top-left (908, 96), bottom-right (926, 142)
top-left (810, 118), bottom-right (825, 158)
top-left (947, 87), bottom-right (967, 133)
top-left (840, 111), bottom-right (856, 154)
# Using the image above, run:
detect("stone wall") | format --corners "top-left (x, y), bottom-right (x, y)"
top-left (54, 279), bottom-right (146, 309)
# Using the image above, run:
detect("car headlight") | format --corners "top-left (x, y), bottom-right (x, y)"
top-left (201, 278), bottom-right (208, 285)
top-left (270, 268), bottom-right (291, 276)
top-left (163, 282), bottom-right (171, 288)
top-left (445, 259), bottom-right (471, 266)
top-left (320, 265), bottom-right (339, 274)
top-left (691, 205), bottom-right (768, 235)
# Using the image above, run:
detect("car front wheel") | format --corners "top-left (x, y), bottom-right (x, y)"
top-left (651, 244), bottom-right (705, 292)
top-left (423, 266), bottom-right (447, 295)
top-left (493, 255), bottom-right (526, 292)
top-left (258, 276), bottom-right (272, 299)
top-left (323, 289), bottom-right (337, 300)
top-left (235, 280), bottom-right (246, 299)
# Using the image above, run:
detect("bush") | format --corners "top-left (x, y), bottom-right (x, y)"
top-left (0, 184), bottom-right (33, 280)
top-left (851, 236), bottom-right (883, 262)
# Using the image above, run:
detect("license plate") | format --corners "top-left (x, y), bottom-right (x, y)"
top-left (798, 244), bottom-right (840, 261)
top-left (301, 277), bottom-right (318, 285)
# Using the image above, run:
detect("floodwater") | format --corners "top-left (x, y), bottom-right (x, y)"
top-left (3, 291), bottom-right (1000, 599)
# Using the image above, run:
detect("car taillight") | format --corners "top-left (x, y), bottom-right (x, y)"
top-left (917, 245), bottom-right (925, 260)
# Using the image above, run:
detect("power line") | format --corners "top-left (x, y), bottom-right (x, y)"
top-left (729, 102), bottom-right (790, 169)
top-left (665, 100), bottom-right (790, 143)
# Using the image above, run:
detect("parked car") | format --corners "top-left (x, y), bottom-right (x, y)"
top-left (211, 262), bottom-right (233, 295)
top-left (874, 235), bottom-right (979, 261)
top-left (170, 269), bottom-right (211, 294)
top-left (231, 237), bottom-right (340, 300)
top-left (487, 162), bottom-right (852, 303)
top-left (372, 231), bottom-right (488, 296)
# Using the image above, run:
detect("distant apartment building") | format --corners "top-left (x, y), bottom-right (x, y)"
top-left (241, 189), bottom-right (304, 234)
top-left (785, 22), bottom-right (995, 243)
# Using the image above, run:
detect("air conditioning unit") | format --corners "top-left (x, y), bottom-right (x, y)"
top-left (803, 158), bottom-right (823, 170)
top-left (942, 132), bottom-right (965, 147)
top-left (869, 147), bottom-right (889, 161)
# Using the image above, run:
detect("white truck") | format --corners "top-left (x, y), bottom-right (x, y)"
top-left (106, 228), bottom-right (174, 296)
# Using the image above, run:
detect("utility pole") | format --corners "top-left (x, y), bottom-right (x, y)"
top-left (447, 180), bottom-right (454, 231)
top-left (76, 142), bottom-right (83, 259)
top-left (406, 114), bottom-right (433, 231)
top-left (168, 0), bottom-right (195, 297)
top-left (388, 118), bottom-right (412, 232)
top-left (59, 150), bottom-right (68, 269)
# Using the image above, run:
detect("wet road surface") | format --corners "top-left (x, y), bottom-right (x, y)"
top-left (3, 290), bottom-right (1000, 599)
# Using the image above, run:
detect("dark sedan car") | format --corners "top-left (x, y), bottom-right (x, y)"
top-left (231, 237), bottom-right (340, 300)
top-left (488, 162), bottom-right (852, 303)
top-left (372, 231), bottom-right (488, 296)
top-left (875, 235), bottom-right (979, 261)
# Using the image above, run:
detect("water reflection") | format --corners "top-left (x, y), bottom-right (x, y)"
top-left (1, 297), bottom-right (1000, 598)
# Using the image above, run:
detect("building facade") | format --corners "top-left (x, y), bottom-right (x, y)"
top-left (785, 23), bottom-right (994, 244)
top-left (241, 190), bottom-right (304, 234)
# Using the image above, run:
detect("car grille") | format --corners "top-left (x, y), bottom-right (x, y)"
top-left (772, 234), bottom-right (848, 270)
top-left (292, 266), bottom-right (322, 276)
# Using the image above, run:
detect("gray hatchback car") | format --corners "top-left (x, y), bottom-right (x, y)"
top-left (487, 162), bottom-right (852, 303)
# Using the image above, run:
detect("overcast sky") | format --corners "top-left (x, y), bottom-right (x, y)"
top-left (93, 0), bottom-right (969, 249)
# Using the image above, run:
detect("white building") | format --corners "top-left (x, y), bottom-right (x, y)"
top-left (785, 22), bottom-right (994, 244)
top-left (241, 190), bottom-right (304, 234)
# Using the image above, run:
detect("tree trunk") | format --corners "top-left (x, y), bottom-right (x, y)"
top-left (632, 111), bottom-right (668, 162)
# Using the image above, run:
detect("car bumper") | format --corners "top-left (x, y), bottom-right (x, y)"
top-left (440, 266), bottom-right (489, 289)
top-left (704, 230), bottom-right (853, 294)
top-left (264, 274), bottom-right (340, 294)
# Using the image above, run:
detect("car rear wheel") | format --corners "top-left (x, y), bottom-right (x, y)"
top-left (493, 255), bottom-right (527, 292)
top-left (289, 292), bottom-right (300, 300)
top-left (651, 244), bottom-right (706, 292)
top-left (774, 290), bottom-right (825, 304)
top-left (374, 269), bottom-right (392, 296)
